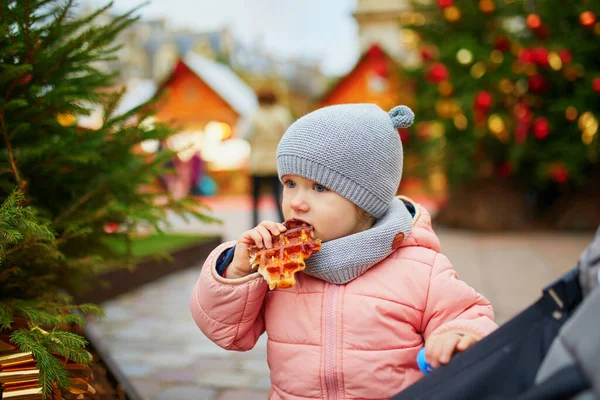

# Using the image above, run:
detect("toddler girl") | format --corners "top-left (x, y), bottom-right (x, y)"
top-left (190, 104), bottom-right (497, 399)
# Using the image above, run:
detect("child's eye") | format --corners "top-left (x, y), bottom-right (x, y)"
top-left (314, 184), bottom-right (327, 193)
top-left (284, 180), bottom-right (296, 189)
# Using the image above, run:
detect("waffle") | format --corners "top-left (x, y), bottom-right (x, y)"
top-left (248, 219), bottom-right (322, 290)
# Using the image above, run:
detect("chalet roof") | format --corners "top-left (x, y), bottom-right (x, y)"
top-left (182, 52), bottom-right (258, 116)
top-left (319, 43), bottom-right (396, 106)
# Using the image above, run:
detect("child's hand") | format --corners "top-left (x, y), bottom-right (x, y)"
top-left (424, 331), bottom-right (479, 368)
top-left (226, 221), bottom-right (287, 279)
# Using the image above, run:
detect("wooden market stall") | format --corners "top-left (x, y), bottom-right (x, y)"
top-left (152, 52), bottom-right (258, 196)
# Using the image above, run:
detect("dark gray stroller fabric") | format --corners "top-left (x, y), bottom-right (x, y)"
top-left (393, 227), bottom-right (600, 400)
top-left (535, 227), bottom-right (600, 399)
top-left (391, 268), bottom-right (583, 400)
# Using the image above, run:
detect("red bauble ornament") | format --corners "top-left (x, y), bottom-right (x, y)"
top-left (532, 47), bottom-right (549, 67)
top-left (533, 116), bottom-right (550, 140)
top-left (437, 0), bottom-right (453, 8)
top-left (494, 37), bottom-right (510, 53)
top-left (579, 11), bottom-right (596, 28)
top-left (420, 46), bottom-right (436, 62)
top-left (559, 49), bottom-right (572, 64)
top-left (398, 128), bottom-right (410, 143)
top-left (426, 62), bottom-right (449, 83)
top-left (104, 222), bottom-right (119, 234)
top-left (528, 74), bottom-right (548, 93)
top-left (474, 91), bottom-right (493, 110)
top-left (514, 102), bottom-right (532, 144)
top-left (519, 48), bottom-right (533, 63)
top-left (550, 165), bottom-right (569, 183)
top-left (592, 77), bottom-right (600, 92)
top-left (497, 162), bottom-right (513, 178)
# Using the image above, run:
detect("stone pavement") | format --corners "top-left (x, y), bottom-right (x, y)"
top-left (86, 196), bottom-right (596, 400)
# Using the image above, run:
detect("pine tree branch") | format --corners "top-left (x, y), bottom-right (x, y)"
top-left (25, 0), bottom-right (30, 59)
top-left (0, 112), bottom-right (24, 190)
top-left (52, 183), bottom-right (107, 227)
top-left (5, 239), bottom-right (31, 256)
top-left (0, 3), bottom-right (15, 45)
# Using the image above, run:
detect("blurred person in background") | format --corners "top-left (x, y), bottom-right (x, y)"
top-left (245, 88), bottom-right (292, 226)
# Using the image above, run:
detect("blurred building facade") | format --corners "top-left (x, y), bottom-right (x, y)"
top-left (319, 44), bottom-right (413, 111)
top-left (81, 6), bottom-right (330, 196)
top-left (90, 11), bottom-right (326, 118)
top-left (353, 0), bottom-right (419, 67)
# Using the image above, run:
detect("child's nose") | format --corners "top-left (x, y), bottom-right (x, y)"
top-left (290, 193), bottom-right (310, 213)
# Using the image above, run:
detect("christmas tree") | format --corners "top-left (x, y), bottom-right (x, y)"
top-left (404, 0), bottom-right (600, 229)
top-left (0, 1), bottom-right (211, 396)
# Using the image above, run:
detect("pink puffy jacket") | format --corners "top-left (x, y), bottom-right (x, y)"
top-left (190, 198), bottom-right (497, 399)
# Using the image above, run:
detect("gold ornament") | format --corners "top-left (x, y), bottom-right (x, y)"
top-left (548, 52), bottom-right (562, 71)
top-left (401, 29), bottom-right (419, 46)
top-left (453, 114), bottom-right (468, 130)
top-left (582, 113), bottom-right (598, 145)
top-left (438, 80), bottom-right (454, 96)
top-left (435, 99), bottom-right (458, 118)
top-left (470, 62), bottom-right (487, 79)
top-left (498, 79), bottom-right (514, 94)
top-left (565, 106), bottom-right (578, 122)
top-left (444, 6), bottom-right (461, 22)
top-left (490, 50), bottom-right (504, 64)
top-left (525, 63), bottom-right (538, 76)
top-left (488, 114), bottom-right (508, 142)
top-left (515, 80), bottom-right (528, 95)
top-left (57, 113), bottom-right (76, 127)
top-left (510, 42), bottom-right (523, 56)
top-left (594, 22), bottom-right (600, 35)
top-left (579, 112), bottom-right (597, 131)
top-left (512, 60), bottom-right (527, 74)
top-left (429, 121), bottom-right (446, 138)
top-left (564, 64), bottom-right (585, 81)
top-left (456, 49), bottom-right (473, 65)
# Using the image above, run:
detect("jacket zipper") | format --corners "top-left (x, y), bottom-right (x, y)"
top-left (325, 283), bottom-right (340, 400)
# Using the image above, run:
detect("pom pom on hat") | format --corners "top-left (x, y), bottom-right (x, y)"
top-left (389, 105), bottom-right (415, 128)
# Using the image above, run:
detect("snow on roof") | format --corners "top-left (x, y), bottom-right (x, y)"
top-left (114, 78), bottom-right (158, 116)
top-left (183, 51), bottom-right (258, 116)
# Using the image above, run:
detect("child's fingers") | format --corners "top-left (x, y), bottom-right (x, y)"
top-left (259, 221), bottom-right (284, 237)
top-left (425, 337), bottom-right (442, 368)
top-left (245, 228), bottom-right (265, 249)
top-left (456, 334), bottom-right (478, 351)
top-left (255, 225), bottom-right (274, 248)
top-left (438, 334), bottom-right (461, 364)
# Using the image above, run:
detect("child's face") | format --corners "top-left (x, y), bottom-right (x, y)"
top-left (281, 175), bottom-right (371, 242)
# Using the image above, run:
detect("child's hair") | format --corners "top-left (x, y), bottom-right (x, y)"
top-left (276, 103), bottom-right (414, 219)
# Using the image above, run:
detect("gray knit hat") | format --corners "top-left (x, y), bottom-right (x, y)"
top-left (276, 103), bottom-right (414, 219)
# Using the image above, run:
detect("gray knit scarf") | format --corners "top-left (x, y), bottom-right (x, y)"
top-left (303, 197), bottom-right (414, 284)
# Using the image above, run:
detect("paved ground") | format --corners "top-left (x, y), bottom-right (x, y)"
top-left (87, 195), bottom-right (595, 400)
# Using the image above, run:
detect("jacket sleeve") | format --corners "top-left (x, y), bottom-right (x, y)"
top-left (420, 252), bottom-right (497, 340)
top-left (190, 241), bottom-right (269, 351)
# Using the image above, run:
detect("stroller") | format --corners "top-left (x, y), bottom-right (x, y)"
top-left (393, 227), bottom-right (600, 400)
